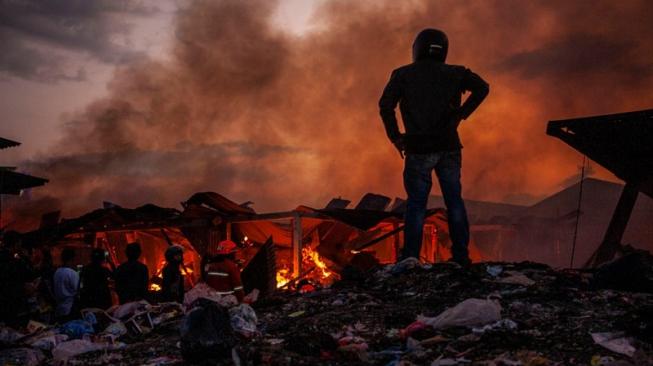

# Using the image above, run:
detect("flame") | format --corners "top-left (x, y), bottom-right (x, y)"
top-left (302, 246), bottom-right (332, 280)
top-left (148, 259), bottom-right (194, 292)
top-left (181, 266), bottom-right (193, 275)
top-left (276, 267), bottom-right (292, 288)
top-left (275, 247), bottom-right (335, 289)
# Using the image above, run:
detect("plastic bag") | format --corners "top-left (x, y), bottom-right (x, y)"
top-left (229, 304), bottom-right (257, 338)
top-left (52, 339), bottom-right (102, 363)
top-left (103, 322), bottom-right (128, 337)
top-left (180, 298), bottom-right (237, 362)
top-left (60, 319), bottom-right (95, 339)
top-left (29, 334), bottom-right (69, 351)
top-left (418, 298), bottom-right (502, 329)
top-left (498, 271), bottom-right (536, 286)
top-left (590, 332), bottom-right (636, 357)
top-left (112, 300), bottom-right (150, 319)
top-left (183, 283), bottom-right (238, 311)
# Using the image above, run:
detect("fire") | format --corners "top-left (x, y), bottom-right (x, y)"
top-left (148, 259), bottom-right (194, 292)
top-left (302, 246), bottom-right (332, 280)
top-left (275, 246), bottom-right (336, 289)
top-left (276, 267), bottom-right (292, 288)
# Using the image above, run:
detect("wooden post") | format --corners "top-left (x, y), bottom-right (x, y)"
top-left (588, 183), bottom-right (639, 267)
top-left (226, 223), bottom-right (232, 241)
top-left (292, 212), bottom-right (303, 278)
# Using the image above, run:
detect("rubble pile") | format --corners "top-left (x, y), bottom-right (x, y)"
top-left (1, 260), bottom-right (653, 365)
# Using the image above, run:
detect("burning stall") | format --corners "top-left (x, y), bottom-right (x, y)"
top-left (22, 190), bottom-right (483, 299)
top-left (22, 203), bottom-right (202, 293)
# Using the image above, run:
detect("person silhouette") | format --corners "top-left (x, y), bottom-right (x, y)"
top-left (379, 28), bottom-right (489, 266)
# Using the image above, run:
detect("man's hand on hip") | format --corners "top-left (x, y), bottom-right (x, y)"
top-left (393, 135), bottom-right (406, 159)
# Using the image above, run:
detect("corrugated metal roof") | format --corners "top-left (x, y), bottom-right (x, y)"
top-left (0, 137), bottom-right (21, 150)
top-left (0, 169), bottom-right (48, 194)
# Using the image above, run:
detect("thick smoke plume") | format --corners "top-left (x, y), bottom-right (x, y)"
top-left (9, 0), bottom-right (653, 228)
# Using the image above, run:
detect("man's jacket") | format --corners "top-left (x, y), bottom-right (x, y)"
top-left (379, 59), bottom-right (489, 154)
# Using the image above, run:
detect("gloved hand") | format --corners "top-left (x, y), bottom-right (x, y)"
top-left (393, 134), bottom-right (406, 159)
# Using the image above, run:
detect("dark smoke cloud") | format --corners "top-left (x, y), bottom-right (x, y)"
top-left (0, 0), bottom-right (156, 82)
top-left (497, 33), bottom-right (652, 85)
top-left (8, 0), bottom-right (653, 229)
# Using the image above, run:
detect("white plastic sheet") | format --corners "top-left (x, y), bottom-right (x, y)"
top-left (418, 298), bottom-right (502, 329)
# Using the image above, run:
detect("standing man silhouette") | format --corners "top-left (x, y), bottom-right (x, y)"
top-left (379, 29), bottom-right (489, 266)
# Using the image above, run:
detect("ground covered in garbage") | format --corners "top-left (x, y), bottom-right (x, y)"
top-left (6, 261), bottom-right (653, 365)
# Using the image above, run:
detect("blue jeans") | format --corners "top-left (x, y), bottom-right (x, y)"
top-left (402, 150), bottom-right (469, 262)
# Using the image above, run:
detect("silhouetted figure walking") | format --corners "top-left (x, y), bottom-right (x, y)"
top-left (79, 248), bottom-right (113, 310)
top-left (161, 245), bottom-right (185, 303)
top-left (115, 242), bottom-right (149, 304)
top-left (379, 28), bottom-right (489, 266)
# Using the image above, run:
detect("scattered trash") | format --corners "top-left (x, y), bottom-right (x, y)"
top-left (288, 310), bottom-right (305, 318)
top-left (498, 271), bottom-right (536, 286)
top-left (431, 357), bottom-right (471, 365)
top-left (472, 318), bottom-right (518, 334)
top-left (590, 332), bottom-right (636, 357)
top-left (486, 264), bottom-right (504, 277)
top-left (229, 303), bottom-right (258, 338)
top-left (26, 320), bottom-right (48, 334)
top-left (243, 288), bottom-right (260, 304)
top-left (125, 311), bottom-right (155, 335)
top-left (419, 334), bottom-right (449, 346)
top-left (60, 319), bottom-right (95, 339)
top-left (400, 320), bottom-right (429, 338)
top-left (0, 261), bottom-right (649, 364)
top-left (52, 339), bottom-right (103, 363)
top-left (0, 326), bottom-right (25, 344)
top-left (29, 334), bottom-right (69, 351)
top-left (417, 298), bottom-right (502, 329)
top-left (183, 282), bottom-right (238, 310)
top-left (0, 347), bottom-right (45, 366)
top-left (142, 356), bottom-right (182, 366)
top-left (391, 257), bottom-right (422, 275)
top-left (104, 321), bottom-right (128, 337)
top-left (112, 300), bottom-right (150, 320)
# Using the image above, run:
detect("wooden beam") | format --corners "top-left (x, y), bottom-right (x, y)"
top-left (586, 183), bottom-right (640, 267)
top-left (225, 222), bottom-right (232, 241)
top-left (292, 212), bottom-right (303, 277)
top-left (226, 210), bottom-right (332, 223)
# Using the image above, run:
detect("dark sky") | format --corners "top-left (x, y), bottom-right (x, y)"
top-left (1, 0), bottom-right (652, 228)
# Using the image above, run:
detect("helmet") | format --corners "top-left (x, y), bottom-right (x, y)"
top-left (165, 244), bottom-right (184, 263)
top-left (207, 240), bottom-right (237, 257)
top-left (412, 28), bottom-right (448, 62)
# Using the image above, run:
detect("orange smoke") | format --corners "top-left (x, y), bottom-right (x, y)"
top-left (10, 0), bottom-right (653, 229)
